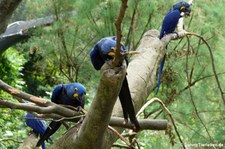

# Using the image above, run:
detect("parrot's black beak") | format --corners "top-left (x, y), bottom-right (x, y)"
top-left (185, 8), bottom-right (191, 16)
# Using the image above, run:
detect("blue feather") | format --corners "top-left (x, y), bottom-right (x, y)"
top-left (157, 9), bottom-right (181, 95)
top-left (90, 36), bottom-right (126, 70)
top-left (155, 56), bottom-right (166, 95)
top-left (159, 10), bottom-right (181, 39)
top-left (25, 113), bottom-right (47, 149)
top-left (36, 82), bottom-right (86, 147)
top-left (89, 36), bottom-right (140, 130)
top-left (157, 1), bottom-right (191, 94)
top-left (173, 1), bottom-right (191, 11)
top-left (51, 83), bottom-right (86, 108)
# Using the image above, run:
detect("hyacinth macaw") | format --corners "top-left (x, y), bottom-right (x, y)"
top-left (36, 82), bottom-right (86, 147)
top-left (90, 36), bottom-right (140, 131)
top-left (25, 113), bottom-right (48, 149)
top-left (156, 1), bottom-right (191, 94)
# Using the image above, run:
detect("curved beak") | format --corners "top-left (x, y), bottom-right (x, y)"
top-left (185, 8), bottom-right (191, 16)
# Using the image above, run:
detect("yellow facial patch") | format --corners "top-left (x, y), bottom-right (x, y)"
top-left (108, 47), bottom-right (116, 56)
top-left (73, 93), bottom-right (79, 97)
top-left (180, 6), bottom-right (185, 11)
top-left (74, 88), bottom-right (78, 97)
top-left (108, 52), bottom-right (115, 56)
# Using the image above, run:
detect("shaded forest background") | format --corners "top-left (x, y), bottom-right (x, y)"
top-left (0, 0), bottom-right (224, 148)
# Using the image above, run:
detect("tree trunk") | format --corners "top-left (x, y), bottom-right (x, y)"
top-left (19, 132), bottom-right (41, 149)
top-left (0, 0), bottom-right (22, 33)
top-left (50, 29), bottom-right (164, 149)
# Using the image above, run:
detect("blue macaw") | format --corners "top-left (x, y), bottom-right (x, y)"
top-left (90, 36), bottom-right (140, 131)
top-left (25, 113), bottom-right (48, 149)
top-left (36, 82), bottom-right (86, 147)
top-left (156, 1), bottom-right (191, 94)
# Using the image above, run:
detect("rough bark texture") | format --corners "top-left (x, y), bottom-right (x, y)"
top-left (18, 133), bottom-right (41, 149)
top-left (0, 0), bottom-right (22, 33)
top-left (51, 61), bottom-right (127, 149)
top-left (102, 29), bottom-right (164, 148)
top-left (50, 29), bottom-right (164, 149)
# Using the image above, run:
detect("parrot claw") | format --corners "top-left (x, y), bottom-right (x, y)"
top-left (123, 119), bottom-right (128, 125)
top-left (129, 130), bottom-right (137, 136)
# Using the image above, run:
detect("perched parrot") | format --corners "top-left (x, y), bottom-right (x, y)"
top-left (90, 36), bottom-right (140, 131)
top-left (25, 113), bottom-right (48, 149)
top-left (156, 1), bottom-right (191, 94)
top-left (36, 82), bottom-right (86, 147)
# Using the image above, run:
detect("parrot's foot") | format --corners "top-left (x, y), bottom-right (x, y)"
top-left (108, 47), bottom-right (140, 63)
top-left (128, 130), bottom-right (138, 136)
top-left (123, 119), bottom-right (128, 125)
top-left (132, 120), bottom-right (140, 132)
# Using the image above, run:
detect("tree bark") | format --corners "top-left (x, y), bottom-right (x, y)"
top-left (50, 29), bottom-right (165, 149)
top-left (102, 29), bottom-right (164, 148)
top-left (0, 0), bottom-right (22, 33)
top-left (18, 133), bottom-right (41, 149)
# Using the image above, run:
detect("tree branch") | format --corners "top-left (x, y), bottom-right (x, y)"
top-left (0, 0), bottom-right (22, 33)
top-left (0, 80), bottom-right (84, 118)
top-left (186, 32), bottom-right (225, 105)
top-left (65, 61), bottom-right (127, 149)
top-left (50, 30), bottom-right (166, 149)
top-left (160, 30), bottom-right (225, 105)
top-left (18, 132), bottom-right (41, 149)
top-left (114, 0), bottom-right (128, 67)
top-left (145, 98), bottom-right (185, 149)
top-left (109, 117), bottom-right (168, 130)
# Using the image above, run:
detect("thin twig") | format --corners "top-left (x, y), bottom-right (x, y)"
top-left (114, 0), bottom-right (128, 67)
top-left (112, 143), bottom-right (130, 149)
top-left (185, 36), bottom-right (214, 143)
top-left (108, 125), bottom-right (132, 148)
top-left (186, 32), bottom-right (225, 105)
top-left (136, 97), bottom-right (186, 149)
top-left (149, 71), bottom-right (225, 119)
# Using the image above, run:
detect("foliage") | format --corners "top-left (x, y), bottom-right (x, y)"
top-left (0, 48), bottom-right (27, 148)
top-left (0, 48), bottom-right (26, 89)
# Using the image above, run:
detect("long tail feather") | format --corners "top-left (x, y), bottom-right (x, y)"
top-left (41, 142), bottom-right (46, 149)
top-left (36, 121), bottom-right (61, 147)
top-left (119, 76), bottom-right (140, 131)
top-left (119, 84), bottom-right (129, 121)
top-left (155, 55), bottom-right (166, 95)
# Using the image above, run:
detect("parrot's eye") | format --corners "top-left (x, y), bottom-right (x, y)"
top-left (74, 88), bottom-right (78, 91)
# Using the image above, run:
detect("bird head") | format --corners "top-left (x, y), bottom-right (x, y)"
top-left (100, 36), bottom-right (126, 60)
top-left (65, 83), bottom-right (86, 101)
top-left (173, 1), bottom-right (191, 16)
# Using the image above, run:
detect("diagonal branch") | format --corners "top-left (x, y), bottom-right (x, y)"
top-left (0, 80), bottom-right (83, 117)
top-left (161, 31), bottom-right (225, 106)
top-left (0, 79), bottom-right (48, 105)
top-left (186, 32), bottom-right (225, 105)
top-left (64, 61), bottom-right (127, 149)
top-left (51, 30), bottom-right (166, 149)
top-left (143, 98), bottom-right (186, 149)
top-left (185, 37), bottom-right (214, 142)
